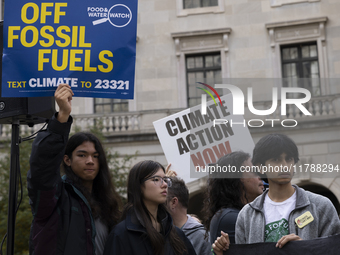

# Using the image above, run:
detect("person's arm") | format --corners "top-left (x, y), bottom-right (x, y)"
top-left (318, 196), bottom-right (340, 237)
top-left (278, 195), bottom-right (340, 249)
top-left (212, 231), bottom-right (230, 255)
top-left (211, 210), bottom-right (238, 254)
top-left (27, 84), bottom-right (73, 218)
top-left (55, 84), bottom-right (73, 123)
top-left (216, 210), bottom-right (238, 244)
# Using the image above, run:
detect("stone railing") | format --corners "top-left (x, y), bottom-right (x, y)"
top-left (244, 94), bottom-right (339, 121)
top-left (0, 112), bottom-right (142, 138)
top-left (0, 94), bottom-right (338, 139)
top-left (0, 109), bottom-right (183, 139)
top-left (71, 113), bottom-right (141, 134)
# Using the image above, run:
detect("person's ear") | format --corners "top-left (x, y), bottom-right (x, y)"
top-left (63, 155), bottom-right (71, 167)
top-left (171, 197), bottom-right (178, 209)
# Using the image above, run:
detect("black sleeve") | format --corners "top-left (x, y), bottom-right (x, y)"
top-left (210, 210), bottom-right (239, 245)
top-left (27, 113), bottom-right (72, 218)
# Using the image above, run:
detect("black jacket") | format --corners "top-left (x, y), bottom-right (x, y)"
top-left (27, 114), bottom-right (97, 255)
top-left (210, 208), bottom-right (240, 245)
top-left (103, 207), bottom-right (197, 255)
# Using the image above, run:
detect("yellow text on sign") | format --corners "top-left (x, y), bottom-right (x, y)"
top-left (8, 81), bottom-right (27, 88)
top-left (21, 2), bottom-right (68, 24)
top-left (7, 26), bottom-right (91, 48)
top-left (7, 2), bottom-right (114, 73)
top-left (38, 49), bottom-right (113, 72)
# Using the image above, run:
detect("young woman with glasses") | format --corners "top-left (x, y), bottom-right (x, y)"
top-left (103, 160), bottom-right (196, 255)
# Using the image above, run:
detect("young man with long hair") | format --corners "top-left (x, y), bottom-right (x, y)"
top-left (28, 85), bottom-right (121, 255)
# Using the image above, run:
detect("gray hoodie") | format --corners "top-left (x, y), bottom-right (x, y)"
top-left (236, 185), bottom-right (340, 244)
top-left (182, 215), bottom-right (211, 255)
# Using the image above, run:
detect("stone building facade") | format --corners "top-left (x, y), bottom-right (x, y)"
top-left (78, 0), bottom-right (340, 217)
top-left (6, 0), bottom-right (339, 217)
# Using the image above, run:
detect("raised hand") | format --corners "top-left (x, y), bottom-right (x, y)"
top-left (165, 163), bottom-right (178, 177)
top-left (55, 84), bottom-right (74, 123)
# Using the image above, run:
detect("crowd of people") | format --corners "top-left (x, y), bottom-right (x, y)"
top-left (27, 85), bottom-right (340, 255)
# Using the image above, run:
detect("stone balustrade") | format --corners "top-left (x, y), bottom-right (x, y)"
top-left (71, 113), bottom-right (141, 134)
top-left (245, 94), bottom-right (338, 121)
top-left (0, 94), bottom-right (338, 139)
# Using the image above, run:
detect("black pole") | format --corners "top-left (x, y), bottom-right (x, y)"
top-left (6, 120), bottom-right (20, 255)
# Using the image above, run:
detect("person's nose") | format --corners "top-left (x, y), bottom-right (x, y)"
top-left (281, 159), bottom-right (292, 171)
top-left (160, 178), bottom-right (168, 188)
top-left (86, 156), bottom-right (94, 164)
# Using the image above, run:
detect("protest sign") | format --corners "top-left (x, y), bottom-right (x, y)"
top-left (153, 94), bottom-right (254, 182)
top-left (2, 0), bottom-right (137, 98)
top-left (225, 234), bottom-right (340, 255)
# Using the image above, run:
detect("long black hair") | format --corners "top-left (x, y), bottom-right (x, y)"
top-left (123, 160), bottom-right (187, 255)
top-left (202, 151), bottom-right (250, 234)
top-left (62, 132), bottom-right (121, 230)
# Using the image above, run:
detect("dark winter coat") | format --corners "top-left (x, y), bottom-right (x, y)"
top-left (27, 114), bottom-right (97, 255)
top-left (103, 207), bottom-right (197, 255)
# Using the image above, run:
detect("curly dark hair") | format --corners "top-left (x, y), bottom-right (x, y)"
top-left (62, 132), bottom-right (121, 230)
top-left (202, 151), bottom-right (250, 235)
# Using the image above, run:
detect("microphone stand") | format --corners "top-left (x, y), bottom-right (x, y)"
top-left (6, 119), bottom-right (20, 255)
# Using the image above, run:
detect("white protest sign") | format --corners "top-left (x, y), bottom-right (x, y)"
top-left (153, 93), bottom-right (254, 184)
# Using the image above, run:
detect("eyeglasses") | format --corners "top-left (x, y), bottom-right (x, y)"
top-left (143, 175), bottom-right (172, 187)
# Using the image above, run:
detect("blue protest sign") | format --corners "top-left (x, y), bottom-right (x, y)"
top-left (2, 0), bottom-right (137, 99)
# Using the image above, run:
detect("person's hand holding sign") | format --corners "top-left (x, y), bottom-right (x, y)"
top-left (165, 163), bottom-right (177, 177)
top-left (55, 84), bottom-right (74, 123)
top-left (212, 231), bottom-right (230, 255)
top-left (276, 234), bottom-right (302, 248)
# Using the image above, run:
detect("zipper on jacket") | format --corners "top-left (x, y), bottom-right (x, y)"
top-left (288, 205), bottom-right (307, 236)
top-left (262, 211), bottom-right (266, 242)
top-left (68, 183), bottom-right (97, 255)
top-left (295, 222), bottom-right (298, 235)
